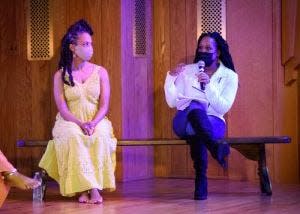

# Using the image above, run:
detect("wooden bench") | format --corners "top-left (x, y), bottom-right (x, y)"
top-left (17, 136), bottom-right (290, 197)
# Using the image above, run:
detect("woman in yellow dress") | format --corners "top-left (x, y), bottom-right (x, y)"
top-left (39, 19), bottom-right (117, 204)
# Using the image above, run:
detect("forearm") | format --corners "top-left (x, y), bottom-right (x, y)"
top-left (59, 109), bottom-right (82, 126)
top-left (91, 105), bottom-right (108, 125)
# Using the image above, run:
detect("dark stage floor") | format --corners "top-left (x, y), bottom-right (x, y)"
top-left (1, 178), bottom-right (300, 213)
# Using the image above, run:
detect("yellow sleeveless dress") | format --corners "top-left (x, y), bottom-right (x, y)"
top-left (39, 65), bottom-right (117, 196)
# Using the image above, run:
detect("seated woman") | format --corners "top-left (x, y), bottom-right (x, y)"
top-left (39, 19), bottom-right (117, 204)
top-left (164, 32), bottom-right (238, 200)
top-left (0, 150), bottom-right (41, 207)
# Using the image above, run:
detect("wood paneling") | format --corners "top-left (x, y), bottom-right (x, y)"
top-left (281, 0), bottom-right (300, 84)
top-left (227, 0), bottom-right (299, 183)
top-left (118, 0), bottom-right (154, 181)
top-left (50, 0), bottom-right (67, 124)
top-left (226, 0), bottom-right (274, 181)
top-left (0, 0), bottom-right (20, 162)
top-left (186, 0), bottom-right (197, 63)
top-left (282, 0), bottom-right (297, 63)
top-left (279, 0), bottom-right (299, 184)
top-left (101, 0), bottom-right (122, 138)
top-left (153, 0), bottom-right (172, 139)
top-left (153, 0), bottom-right (172, 177)
top-left (121, 0), bottom-right (153, 139)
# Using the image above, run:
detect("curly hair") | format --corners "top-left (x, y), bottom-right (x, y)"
top-left (58, 19), bottom-right (93, 86)
top-left (193, 32), bottom-right (235, 72)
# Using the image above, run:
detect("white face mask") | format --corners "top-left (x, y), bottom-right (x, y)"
top-left (74, 45), bottom-right (93, 61)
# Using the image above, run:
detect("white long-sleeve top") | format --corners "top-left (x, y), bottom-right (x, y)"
top-left (164, 62), bottom-right (238, 122)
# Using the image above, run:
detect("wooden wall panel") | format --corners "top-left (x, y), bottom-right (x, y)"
top-left (186, 0), bottom-right (197, 64)
top-left (153, 0), bottom-right (172, 139)
top-left (120, 0), bottom-right (133, 138)
top-left (169, 0), bottom-right (186, 66)
top-left (227, 0), bottom-right (274, 137)
top-left (281, 0), bottom-right (299, 84)
top-left (227, 0), bottom-right (299, 183)
top-left (226, 0), bottom-right (275, 181)
top-left (154, 0), bottom-right (201, 178)
top-left (153, 0), bottom-right (174, 177)
top-left (30, 62), bottom-right (52, 139)
top-left (50, 0), bottom-right (68, 124)
top-left (0, 0), bottom-right (19, 164)
top-left (273, 0), bottom-right (299, 183)
top-left (279, 0), bottom-right (299, 184)
top-left (166, 0), bottom-right (189, 178)
top-left (121, 0), bottom-right (153, 139)
top-left (101, 0), bottom-right (122, 138)
top-left (0, 0), bottom-right (17, 162)
top-left (118, 0), bottom-right (154, 181)
top-left (281, 0), bottom-right (297, 63)
top-left (153, 0), bottom-right (173, 177)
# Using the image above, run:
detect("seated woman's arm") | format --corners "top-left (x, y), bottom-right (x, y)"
top-left (53, 71), bottom-right (82, 126)
top-left (164, 67), bottom-right (185, 108)
top-left (90, 67), bottom-right (110, 126)
top-left (164, 72), bottom-right (179, 108)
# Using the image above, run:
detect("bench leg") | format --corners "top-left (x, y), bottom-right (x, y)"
top-left (258, 144), bottom-right (272, 196)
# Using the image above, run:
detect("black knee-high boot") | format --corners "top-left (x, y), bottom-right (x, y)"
top-left (187, 109), bottom-right (230, 168)
top-left (188, 138), bottom-right (208, 200)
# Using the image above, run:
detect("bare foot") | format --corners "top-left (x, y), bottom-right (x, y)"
top-left (4, 171), bottom-right (41, 190)
top-left (89, 188), bottom-right (103, 204)
top-left (78, 191), bottom-right (89, 203)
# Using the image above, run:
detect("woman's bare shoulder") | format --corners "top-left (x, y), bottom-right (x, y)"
top-left (54, 69), bottom-right (63, 81)
top-left (89, 63), bottom-right (108, 79)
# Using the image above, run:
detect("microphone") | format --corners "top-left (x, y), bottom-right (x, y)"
top-left (197, 60), bottom-right (205, 90)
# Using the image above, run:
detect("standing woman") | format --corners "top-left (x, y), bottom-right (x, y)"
top-left (39, 19), bottom-right (117, 204)
top-left (164, 32), bottom-right (238, 200)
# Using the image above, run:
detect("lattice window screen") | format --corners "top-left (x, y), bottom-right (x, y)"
top-left (27, 0), bottom-right (53, 60)
top-left (133, 0), bottom-right (146, 56)
top-left (197, 0), bottom-right (226, 39)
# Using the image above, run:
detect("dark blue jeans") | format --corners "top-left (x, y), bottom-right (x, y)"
top-left (172, 101), bottom-right (226, 198)
top-left (173, 101), bottom-right (226, 141)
